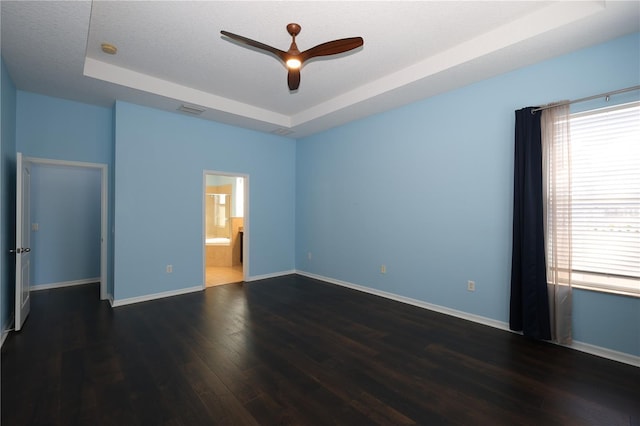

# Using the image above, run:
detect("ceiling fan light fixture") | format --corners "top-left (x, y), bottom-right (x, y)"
top-left (286, 58), bottom-right (301, 70)
top-left (220, 23), bottom-right (364, 91)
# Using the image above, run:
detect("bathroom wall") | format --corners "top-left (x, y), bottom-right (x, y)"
top-left (206, 174), bottom-right (241, 218)
top-left (205, 174), bottom-right (245, 268)
top-left (205, 208), bottom-right (244, 267)
top-left (205, 184), bottom-right (232, 239)
top-left (231, 217), bottom-right (244, 266)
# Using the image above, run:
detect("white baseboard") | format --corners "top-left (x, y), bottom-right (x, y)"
top-left (246, 269), bottom-right (296, 282)
top-left (296, 270), bottom-right (510, 330)
top-left (31, 277), bottom-right (100, 292)
top-left (111, 285), bottom-right (202, 307)
top-left (567, 340), bottom-right (640, 367)
top-left (295, 270), bottom-right (640, 368)
top-left (109, 268), bottom-right (295, 308)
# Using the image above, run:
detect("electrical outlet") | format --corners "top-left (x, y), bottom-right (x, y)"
top-left (166, 265), bottom-right (173, 273)
top-left (467, 280), bottom-right (475, 291)
top-left (380, 264), bottom-right (386, 274)
top-left (307, 252), bottom-right (312, 260)
top-left (31, 223), bottom-right (39, 231)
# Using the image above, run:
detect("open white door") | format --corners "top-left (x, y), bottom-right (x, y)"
top-left (14, 153), bottom-right (32, 331)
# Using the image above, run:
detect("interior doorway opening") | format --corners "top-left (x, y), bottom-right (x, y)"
top-left (15, 155), bottom-right (108, 333)
top-left (203, 172), bottom-right (247, 287)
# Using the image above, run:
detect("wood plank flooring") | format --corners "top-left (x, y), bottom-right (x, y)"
top-left (2, 275), bottom-right (639, 425)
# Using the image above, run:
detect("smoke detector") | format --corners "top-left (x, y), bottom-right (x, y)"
top-left (101, 43), bottom-right (117, 55)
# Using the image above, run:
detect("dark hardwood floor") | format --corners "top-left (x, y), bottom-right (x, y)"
top-left (2, 275), bottom-right (639, 425)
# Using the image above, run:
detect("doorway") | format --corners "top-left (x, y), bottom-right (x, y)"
top-left (203, 172), bottom-right (247, 287)
top-left (22, 156), bottom-right (108, 300)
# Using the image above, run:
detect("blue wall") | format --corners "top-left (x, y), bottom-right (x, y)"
top-left (1, 57), bottom-right (17, 334)
top-left (4, 33), bottom-right (638, 359)
top-left (113, 101), bottom-right (295, 301)
top-left (296, 33), bottom-right (640, 357)
top-left (30, 164), bottom-right (101, 286)
top-left (16, 91), bottom-right (114, 297)
top-left (17, 91), bottom-right (113, 164)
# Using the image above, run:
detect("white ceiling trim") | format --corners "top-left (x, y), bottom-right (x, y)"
top-left (83, 1), bottom-right (605, 132)
top-left (290, 1), bottom-right (606, 128)
top-left (83, 57), bottom-right (292, 127)
top-left (5, 1), bottom-right (635, 139)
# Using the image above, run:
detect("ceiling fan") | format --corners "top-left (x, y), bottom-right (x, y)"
top-left (220, 23), bottom-right (364, 91)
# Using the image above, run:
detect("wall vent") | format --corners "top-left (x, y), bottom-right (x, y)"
top-left (177, 103), bottom-right (206, 115)
top-left (271, 128), bottom-right (294, 136)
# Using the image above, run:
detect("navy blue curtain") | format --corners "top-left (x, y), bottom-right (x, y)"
top-left (510, 107), bottom-right (551, 340)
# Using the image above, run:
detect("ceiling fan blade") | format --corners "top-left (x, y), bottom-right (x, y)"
top-left (221, 30), bottom-right (287, 62)
top-left (300, 37), bottom-right (364, 62)
top-left (288, 69), bottom-right (301, 91)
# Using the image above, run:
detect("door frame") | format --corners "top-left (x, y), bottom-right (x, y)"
top-left (202, 170), bottom-right (249, 288)
top-left (26, 156), bottom-right (108, 300)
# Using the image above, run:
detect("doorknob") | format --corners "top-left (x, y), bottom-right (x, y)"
top-left (9, 248), bottom-right (30, 254)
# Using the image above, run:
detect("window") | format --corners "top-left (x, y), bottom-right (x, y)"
top-left (206, 192), bottom-right (231, 243)
top-left (567, 101), bottom-right (640, 296)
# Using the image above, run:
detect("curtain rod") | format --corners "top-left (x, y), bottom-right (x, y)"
top-left (531, 85), bottom-right (640, 113)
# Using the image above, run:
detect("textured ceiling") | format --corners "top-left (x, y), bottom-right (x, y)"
top-left (2, 1), bottom-right (639, 138)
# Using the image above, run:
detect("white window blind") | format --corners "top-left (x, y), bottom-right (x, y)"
top-left (568, 101), bottom-right (640, 295)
